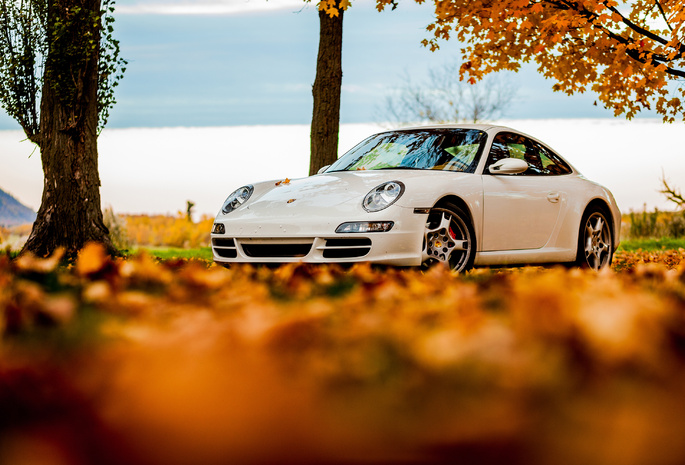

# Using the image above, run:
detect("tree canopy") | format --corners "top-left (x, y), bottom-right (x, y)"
top-left (0, 0), bottom-right (126, 141)
top-left (376, 0), bottom-right (685, 122)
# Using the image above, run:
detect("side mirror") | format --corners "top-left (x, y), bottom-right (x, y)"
top-left (317, 165), bottom-right (330, 175)
top-left (488, 158), bottom-right (528, 175)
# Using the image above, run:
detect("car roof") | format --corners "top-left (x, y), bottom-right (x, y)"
top-left (379, 123), bottom-right (515, 133)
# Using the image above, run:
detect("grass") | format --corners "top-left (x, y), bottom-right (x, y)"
top-left (617, 237), bottom-right (685, 252)
top-left (132, 238), bottom-right (685, 262)
top-left (131, 246), bottom-right (213, 261)
top-left (4, 240), bottom-right (682, 263)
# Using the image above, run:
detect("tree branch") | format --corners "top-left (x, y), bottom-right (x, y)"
top-left (654, 0), bottom-right (674, 33)
top-left (660, 172), bottom-right (685, 209)
top-left (541, 0), bottom-right (685, 78)
top-left (604, 3), bottom-right (669, 47)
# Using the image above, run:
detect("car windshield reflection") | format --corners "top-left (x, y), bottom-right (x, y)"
top-left (327, 129), bottom-right (487, 173)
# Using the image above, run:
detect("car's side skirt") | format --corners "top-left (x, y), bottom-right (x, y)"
top-left (474, 247), bottom-right (577, 266)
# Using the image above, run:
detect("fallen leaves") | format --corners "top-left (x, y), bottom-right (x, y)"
top-left (1, 245), bottom-right (685, 464)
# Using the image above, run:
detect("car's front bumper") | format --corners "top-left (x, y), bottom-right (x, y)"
top-left (211, 206), bottom-right (427, 266)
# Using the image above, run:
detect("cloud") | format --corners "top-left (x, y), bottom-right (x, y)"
top-left (116, 0), bottom-right (311, 16)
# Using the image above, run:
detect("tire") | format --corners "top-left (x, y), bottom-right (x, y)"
top-left (422, 203), bottom-right (476, 272)
top-left (575, 207), bottom-right (613, 270)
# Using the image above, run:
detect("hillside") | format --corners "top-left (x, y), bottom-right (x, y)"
top-left (0, 187), bottom-right (36, 226)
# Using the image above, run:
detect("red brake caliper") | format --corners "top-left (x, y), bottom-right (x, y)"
top-left (449, 226), bottom-right (456, 240)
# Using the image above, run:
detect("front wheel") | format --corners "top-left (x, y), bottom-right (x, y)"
top-left (575, 209), bottom-right (613, 270)
top-left (421, 204), bottom-right (475, 272)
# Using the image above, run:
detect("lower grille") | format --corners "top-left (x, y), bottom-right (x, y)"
top-left (212, 237), bottom-right (237, 258)
top-left (213, 238), bottom-right (235, 247)
top-left (322, 238), bottom-right (372, 259)
top-left (215, 248), bottom-right (237, 258)
top-left (242, 243), bottom-right (312, 258)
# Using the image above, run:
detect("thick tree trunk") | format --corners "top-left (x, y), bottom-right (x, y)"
top-left (309, 4), bottom-right (344, 176)
top-left (22, 0), bottom-right (113, 258)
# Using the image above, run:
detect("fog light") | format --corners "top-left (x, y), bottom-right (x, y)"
top-left (335, 221), bottom-right (394, 233)
top-left (212, 223), bottom-right (225, 234)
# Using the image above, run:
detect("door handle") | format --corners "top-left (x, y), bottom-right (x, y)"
top-left (547, 192), bottom-right (560, 203)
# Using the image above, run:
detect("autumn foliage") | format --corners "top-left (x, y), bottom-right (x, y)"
top-left (123, 214), bottom-right (213, 248)
top-left (0, 244), bottom-right (685, 464)
top-left (375, 0), bottom-right (685, 122)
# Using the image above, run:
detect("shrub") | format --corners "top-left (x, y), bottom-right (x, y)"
top-left (124, 213), bottom-right (213, 248)
top-left (625, 208), bottom-right (685, 239)
top-left (103, 206), bottom-right (132, 250)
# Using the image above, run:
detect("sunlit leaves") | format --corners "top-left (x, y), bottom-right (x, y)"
top-left (2, 245), bottom-right (685, 463)
top-left (123, 213), bottom-right (213, 249)
top-left (381, 0), bottom-right (685, 122)
top-left (305, 0), bottom-right (351, 17)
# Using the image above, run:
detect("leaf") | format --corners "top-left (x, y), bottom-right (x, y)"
top-left (76, 242), bottom-right (108, 276)
top-left (14, 248), bottom-right (65, 273)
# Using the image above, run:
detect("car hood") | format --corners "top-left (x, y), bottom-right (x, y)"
top-left (219, 170), bottom-right (472, 219)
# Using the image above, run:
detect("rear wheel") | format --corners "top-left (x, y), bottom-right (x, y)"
top-left (576, 208), bottom-right (613, 270)
top-left (422, 203), bottom-right (475, 272)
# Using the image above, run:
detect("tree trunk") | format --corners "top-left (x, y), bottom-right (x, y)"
top-left (309, 3), bottom-right (344, 176)
top-left (22, 0), bottom-right (114, 258)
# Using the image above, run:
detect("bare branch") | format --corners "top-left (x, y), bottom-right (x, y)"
top-left (378, 61), bottom-right (518, 127)
top-left (660, 171), bottom-right (685, 209)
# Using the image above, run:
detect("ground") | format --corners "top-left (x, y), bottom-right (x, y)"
top-left (1, 245), bottom-right (685, 465)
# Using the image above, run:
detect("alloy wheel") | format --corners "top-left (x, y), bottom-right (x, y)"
top-left (582, 211), bottom-right (612, 270)
top-left (422, 207), bottom-right (472, 272)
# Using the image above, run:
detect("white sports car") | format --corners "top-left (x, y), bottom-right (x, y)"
top-left (211, 125), bottom-right (620, 271)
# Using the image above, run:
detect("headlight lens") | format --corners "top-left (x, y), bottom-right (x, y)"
top-left (362, 181), bottom-right (405, 212)
top-left (221, 185), bottom-right (253, 214)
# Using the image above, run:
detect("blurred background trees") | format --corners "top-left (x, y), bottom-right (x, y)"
top-left (378, 62), bottom-right (517, 126)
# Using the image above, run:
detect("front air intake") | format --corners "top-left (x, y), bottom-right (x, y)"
top-left (322, 238), bottom-right (372, 259)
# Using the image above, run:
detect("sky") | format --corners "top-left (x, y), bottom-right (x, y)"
top-left (0, 0), bottom-right (628, 130)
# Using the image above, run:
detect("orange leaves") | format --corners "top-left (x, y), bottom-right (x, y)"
top-left (124, 214), bottom-right (213, 248)
top-left (275, 177), bottom-right (291, 186)
top-left (613, 249), bottom-right (685, 271)
top-left (423, 0), bottom-right (685, 122)
top-left (14, 247), bottom-right (64, 274)
top-left (317, 0), bottom-right (350, 17)
top-left (76, 242), bottom-right (108, 276)
top-left (3, 247), bottom-right (685, 463)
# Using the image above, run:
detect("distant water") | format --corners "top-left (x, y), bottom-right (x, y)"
top-left (1, 120), bottom-right (683, 217)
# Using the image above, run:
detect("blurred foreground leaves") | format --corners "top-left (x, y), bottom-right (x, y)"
top-left (1, 245), bottom-right (685, 464)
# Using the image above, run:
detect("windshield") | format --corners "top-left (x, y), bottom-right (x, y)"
top-left (327, 129), bottom-right (487, 173)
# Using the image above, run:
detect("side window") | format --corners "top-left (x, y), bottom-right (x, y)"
top-left (529, 140), bottom-right (573, 175)
top-left (486, 132), bottom-right (544, 175)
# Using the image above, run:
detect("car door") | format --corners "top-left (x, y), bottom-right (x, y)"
top-left (481, 132), bottom-right (570, 251)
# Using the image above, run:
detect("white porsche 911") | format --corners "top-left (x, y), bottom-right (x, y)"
top-left (211, 125), bottom-right (620, 271)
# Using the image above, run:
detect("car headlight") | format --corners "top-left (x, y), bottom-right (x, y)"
top-left (362, 181), bottom-right (405, 212)
top-left (221, 185), bottom-right (253, 214)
